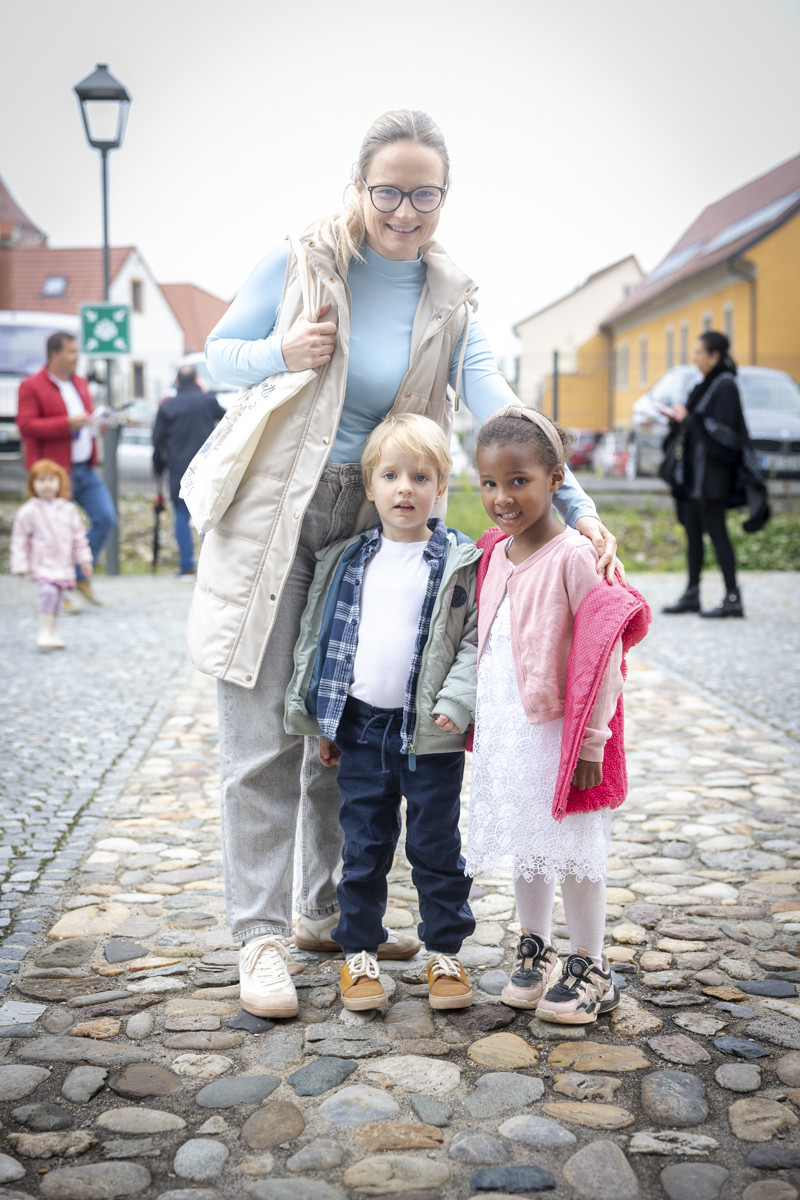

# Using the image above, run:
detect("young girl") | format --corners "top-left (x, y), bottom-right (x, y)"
top-left (10, 459), bottom-right (93, 651)
top-left (465, 404), bottom-right (650, 1025)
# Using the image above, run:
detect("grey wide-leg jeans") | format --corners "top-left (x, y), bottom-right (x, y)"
top-left (217, 463), bottom-right (366, 944)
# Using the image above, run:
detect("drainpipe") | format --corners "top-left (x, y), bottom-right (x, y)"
top-left (600, 325), bottom-right (614, 429)
top-left (727, 256), bottom-right (757, 364)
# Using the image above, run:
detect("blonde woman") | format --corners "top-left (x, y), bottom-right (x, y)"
top-left (191, 109), bottom-right (618, 1019)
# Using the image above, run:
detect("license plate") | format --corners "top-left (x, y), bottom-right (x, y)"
top-left (759, 453), bottom-right (800, 473)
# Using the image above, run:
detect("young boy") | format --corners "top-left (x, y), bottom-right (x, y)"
top-left (285, 413), bottom-right (480, 1011)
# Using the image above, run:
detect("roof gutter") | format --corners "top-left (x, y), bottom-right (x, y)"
top-left (727, 256), bottom-right (757, 364)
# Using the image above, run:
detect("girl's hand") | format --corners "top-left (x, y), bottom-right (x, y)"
top-left (319, 737), bottom-right (341, 767)
top-left (281, 303), bottom-right (337, 371)
top-left (82, 564), bottom-right (94, 577)
top-left (574, 516), bottom-right (626, 585)
top-left (434, 713), bottom-right (461, 734)
top-left (572, 758), bottom-right (603, 790)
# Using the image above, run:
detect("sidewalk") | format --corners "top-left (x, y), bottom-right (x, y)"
top-left (0, 573), bottom-right (799, 1199)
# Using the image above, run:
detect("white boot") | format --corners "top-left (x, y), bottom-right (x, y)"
top-left (37, 614), bottom-right (65, 650)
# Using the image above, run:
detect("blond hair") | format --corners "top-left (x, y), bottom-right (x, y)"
top-left (308, 109), bottom-right (450, 276)
top-left (361, 413), bottom-right (452, 490)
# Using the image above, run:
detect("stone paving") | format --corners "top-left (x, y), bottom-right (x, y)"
top-left (1, 572), bottom-right (799, 1199)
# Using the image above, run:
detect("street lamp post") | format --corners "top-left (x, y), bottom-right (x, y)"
top-left (73, 63), bottom-right (131, 576)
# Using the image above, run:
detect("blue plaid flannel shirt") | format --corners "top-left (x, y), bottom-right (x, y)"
top-left (315, 519), bottom-right (449, 757)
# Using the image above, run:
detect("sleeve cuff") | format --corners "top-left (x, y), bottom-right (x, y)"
top-left (433, 697), bottom-right (472, 734)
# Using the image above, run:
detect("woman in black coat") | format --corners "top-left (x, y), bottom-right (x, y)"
top-left (662, 331), bottom-right (768, 619)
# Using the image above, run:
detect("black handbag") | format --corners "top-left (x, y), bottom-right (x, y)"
top-left (659, 424), bottom-right (690, 499)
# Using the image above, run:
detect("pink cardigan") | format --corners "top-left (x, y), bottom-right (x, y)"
top-left (470, 527), bottom-right (651, 820)
top-left (10, 498), bottom-right (92, 584)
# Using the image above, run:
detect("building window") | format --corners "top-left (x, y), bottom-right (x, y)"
top-left (614, 343), bottom-right (629, 391)
top-left (679, 321), bottom-right (689, 364)
top-left (131, 279), bottom-right (143, 313)
top-left (665, 327), bottom-right (675, 371)
top-left (702, 311), bottom-right (713, 332)
top-left (132, 362), bottom-right (145, 399)
top-left (639, 336), bottom-right (648, 388)
top-left (723, 304), bottom-right (734, 345)
top-left (42, 275), bottom-right (67, 298)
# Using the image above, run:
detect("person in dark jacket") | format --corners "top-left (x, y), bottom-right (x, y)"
top-left (152, 366), bottom-right (226, 574)
top-left (661, 331), bottom-right (768, 619)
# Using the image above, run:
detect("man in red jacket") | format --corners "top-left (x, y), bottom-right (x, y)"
top-left (17, 331), bottom-right (116, 604)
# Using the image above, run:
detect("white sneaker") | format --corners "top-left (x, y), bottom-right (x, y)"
top-left (238, 935), bottom-right (299, 1018)
top-left (294, 913), bottom-right (420, 960)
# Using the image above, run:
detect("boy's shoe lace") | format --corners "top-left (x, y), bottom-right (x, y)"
top-left (341, 951), bottom-right (386, 1010)
top-left (238, 934), bottom-right (298, 1019)
top-left (426, 952), bottom-right (473, 1010)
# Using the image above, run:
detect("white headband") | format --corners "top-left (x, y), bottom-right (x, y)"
top-left (488, 403), bottom-right (565, 465)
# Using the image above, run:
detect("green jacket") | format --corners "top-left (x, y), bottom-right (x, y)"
top-left (285, 527), bottom-right (481, 756)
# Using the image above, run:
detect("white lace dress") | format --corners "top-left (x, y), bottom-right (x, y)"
top-left (465, 596), bottom-right (611, 884)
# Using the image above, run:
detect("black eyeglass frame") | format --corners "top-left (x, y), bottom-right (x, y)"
top-left (364, 184), bottom-right (447, 214)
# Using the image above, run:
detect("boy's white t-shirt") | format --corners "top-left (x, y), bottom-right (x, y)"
top-left (349, 535), bottom-right (431, 709)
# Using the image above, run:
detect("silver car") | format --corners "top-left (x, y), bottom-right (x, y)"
top-left (631, 365), bottom-right (800, 479)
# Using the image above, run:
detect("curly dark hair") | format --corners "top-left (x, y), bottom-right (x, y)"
top-left (476, 411), bottom-right (573, 473)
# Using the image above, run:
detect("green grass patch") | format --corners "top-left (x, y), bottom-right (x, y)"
top-left (445, 488), bottom-right (799, 572)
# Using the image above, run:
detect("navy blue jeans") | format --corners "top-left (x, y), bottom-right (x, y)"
top-left (331, 697), bottom-right (475, 957)
top-left (173, 497), bottom-right (195, 573)
top-left (71, 461), bottom-right (116, 578)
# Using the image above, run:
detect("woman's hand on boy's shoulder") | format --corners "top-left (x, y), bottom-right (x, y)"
top-left (572, 758), bottom-right (603, 791)
top-left (318, 737), bottom-right (341, 767)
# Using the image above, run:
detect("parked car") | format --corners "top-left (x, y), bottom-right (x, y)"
top-left (568, 429), bottom-right (604, 470)
top-left (592, 430), bottom-right (636, 481)
top-left (631, 365), bottom-right (800, 479)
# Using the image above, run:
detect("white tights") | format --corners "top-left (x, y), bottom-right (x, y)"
top-left (514, 873), bottom-right (606, 967)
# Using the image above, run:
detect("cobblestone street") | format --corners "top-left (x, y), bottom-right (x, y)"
top-left (1, 571), bottom-right (799, 1200)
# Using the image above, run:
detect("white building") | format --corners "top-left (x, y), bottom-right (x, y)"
top-left (514, 256), bottom-right (643, 408)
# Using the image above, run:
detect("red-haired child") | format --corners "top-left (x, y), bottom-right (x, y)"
top-left (10, 459), bottom-right (93, 650)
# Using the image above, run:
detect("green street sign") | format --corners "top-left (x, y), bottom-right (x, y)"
top-left (81, 304), bottom-right (130, 354)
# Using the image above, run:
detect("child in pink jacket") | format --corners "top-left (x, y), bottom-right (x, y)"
top-left (465, 404), bottom-right (650, 1025)
top-left (10, 459), bottom-right (93, 650)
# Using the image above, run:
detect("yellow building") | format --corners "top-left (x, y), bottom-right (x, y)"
top-left (541, 153), bottom-right (800, 430)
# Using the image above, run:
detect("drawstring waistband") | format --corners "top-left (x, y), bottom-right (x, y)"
top-left (356, 709), bottom-right (400, 775)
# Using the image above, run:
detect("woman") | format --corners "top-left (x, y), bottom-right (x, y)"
top-left (662, 330), bottom-right (768, 619)
top-left (190, 109), bottom-right (620, 1019)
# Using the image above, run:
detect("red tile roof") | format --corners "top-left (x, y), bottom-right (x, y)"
top-left (604, 152), bottom-right (800, 325)
top-left (0, 175), bottom-right (46, 246)
top-left (3, 245), bottom-right (135, 313)
top-left (160, 283), bottom-right (230, 353)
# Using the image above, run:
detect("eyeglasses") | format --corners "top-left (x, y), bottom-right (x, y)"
top-left (365, 185), bottom-right (446, 214)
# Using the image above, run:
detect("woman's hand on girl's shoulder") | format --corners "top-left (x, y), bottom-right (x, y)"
top-left (574, 517), bottom-right (626, 585)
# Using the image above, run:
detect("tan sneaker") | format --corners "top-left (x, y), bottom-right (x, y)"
top-left (340, 952), bottom-right (387, 1011)
top-left (535, 951), bottom-right (619, 1025)
top-left (294, 913), bottom-right (420, 960)
top-left (427, 953), bottom-right (473, 1010)
top-left (238, 935), bottom-right (298, 1019)
top-left (76, 578), bottom-right (102, 605)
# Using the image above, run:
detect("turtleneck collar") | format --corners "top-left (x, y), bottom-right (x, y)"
top-left (361, 243), bottom-right (426, 280)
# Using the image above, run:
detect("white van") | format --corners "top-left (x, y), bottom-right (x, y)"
top-left (0, 311), bottom-right (81, 458)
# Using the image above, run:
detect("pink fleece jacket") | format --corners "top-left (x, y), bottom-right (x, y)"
top-left (10, 498), bottom-right (92, 584)
top-left (471, 526), bottom-right (651, 820)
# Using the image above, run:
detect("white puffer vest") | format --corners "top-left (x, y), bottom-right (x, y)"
top-left (187, 233), bottom-right (477, 687)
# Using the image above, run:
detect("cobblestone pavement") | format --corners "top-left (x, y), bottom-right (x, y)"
top-left (0, 571), bottom-right (799, 1199)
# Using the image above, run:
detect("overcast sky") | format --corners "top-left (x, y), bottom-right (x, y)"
top-left (4, 0), bottom-right (799, 368)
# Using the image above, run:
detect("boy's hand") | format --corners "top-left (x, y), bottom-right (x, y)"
top-left (319, 737), bottom-right (341, 767)
top-left (434, 713), bottom-right (461, 734)
top-left (572, 758), bottom-right (602, 790)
